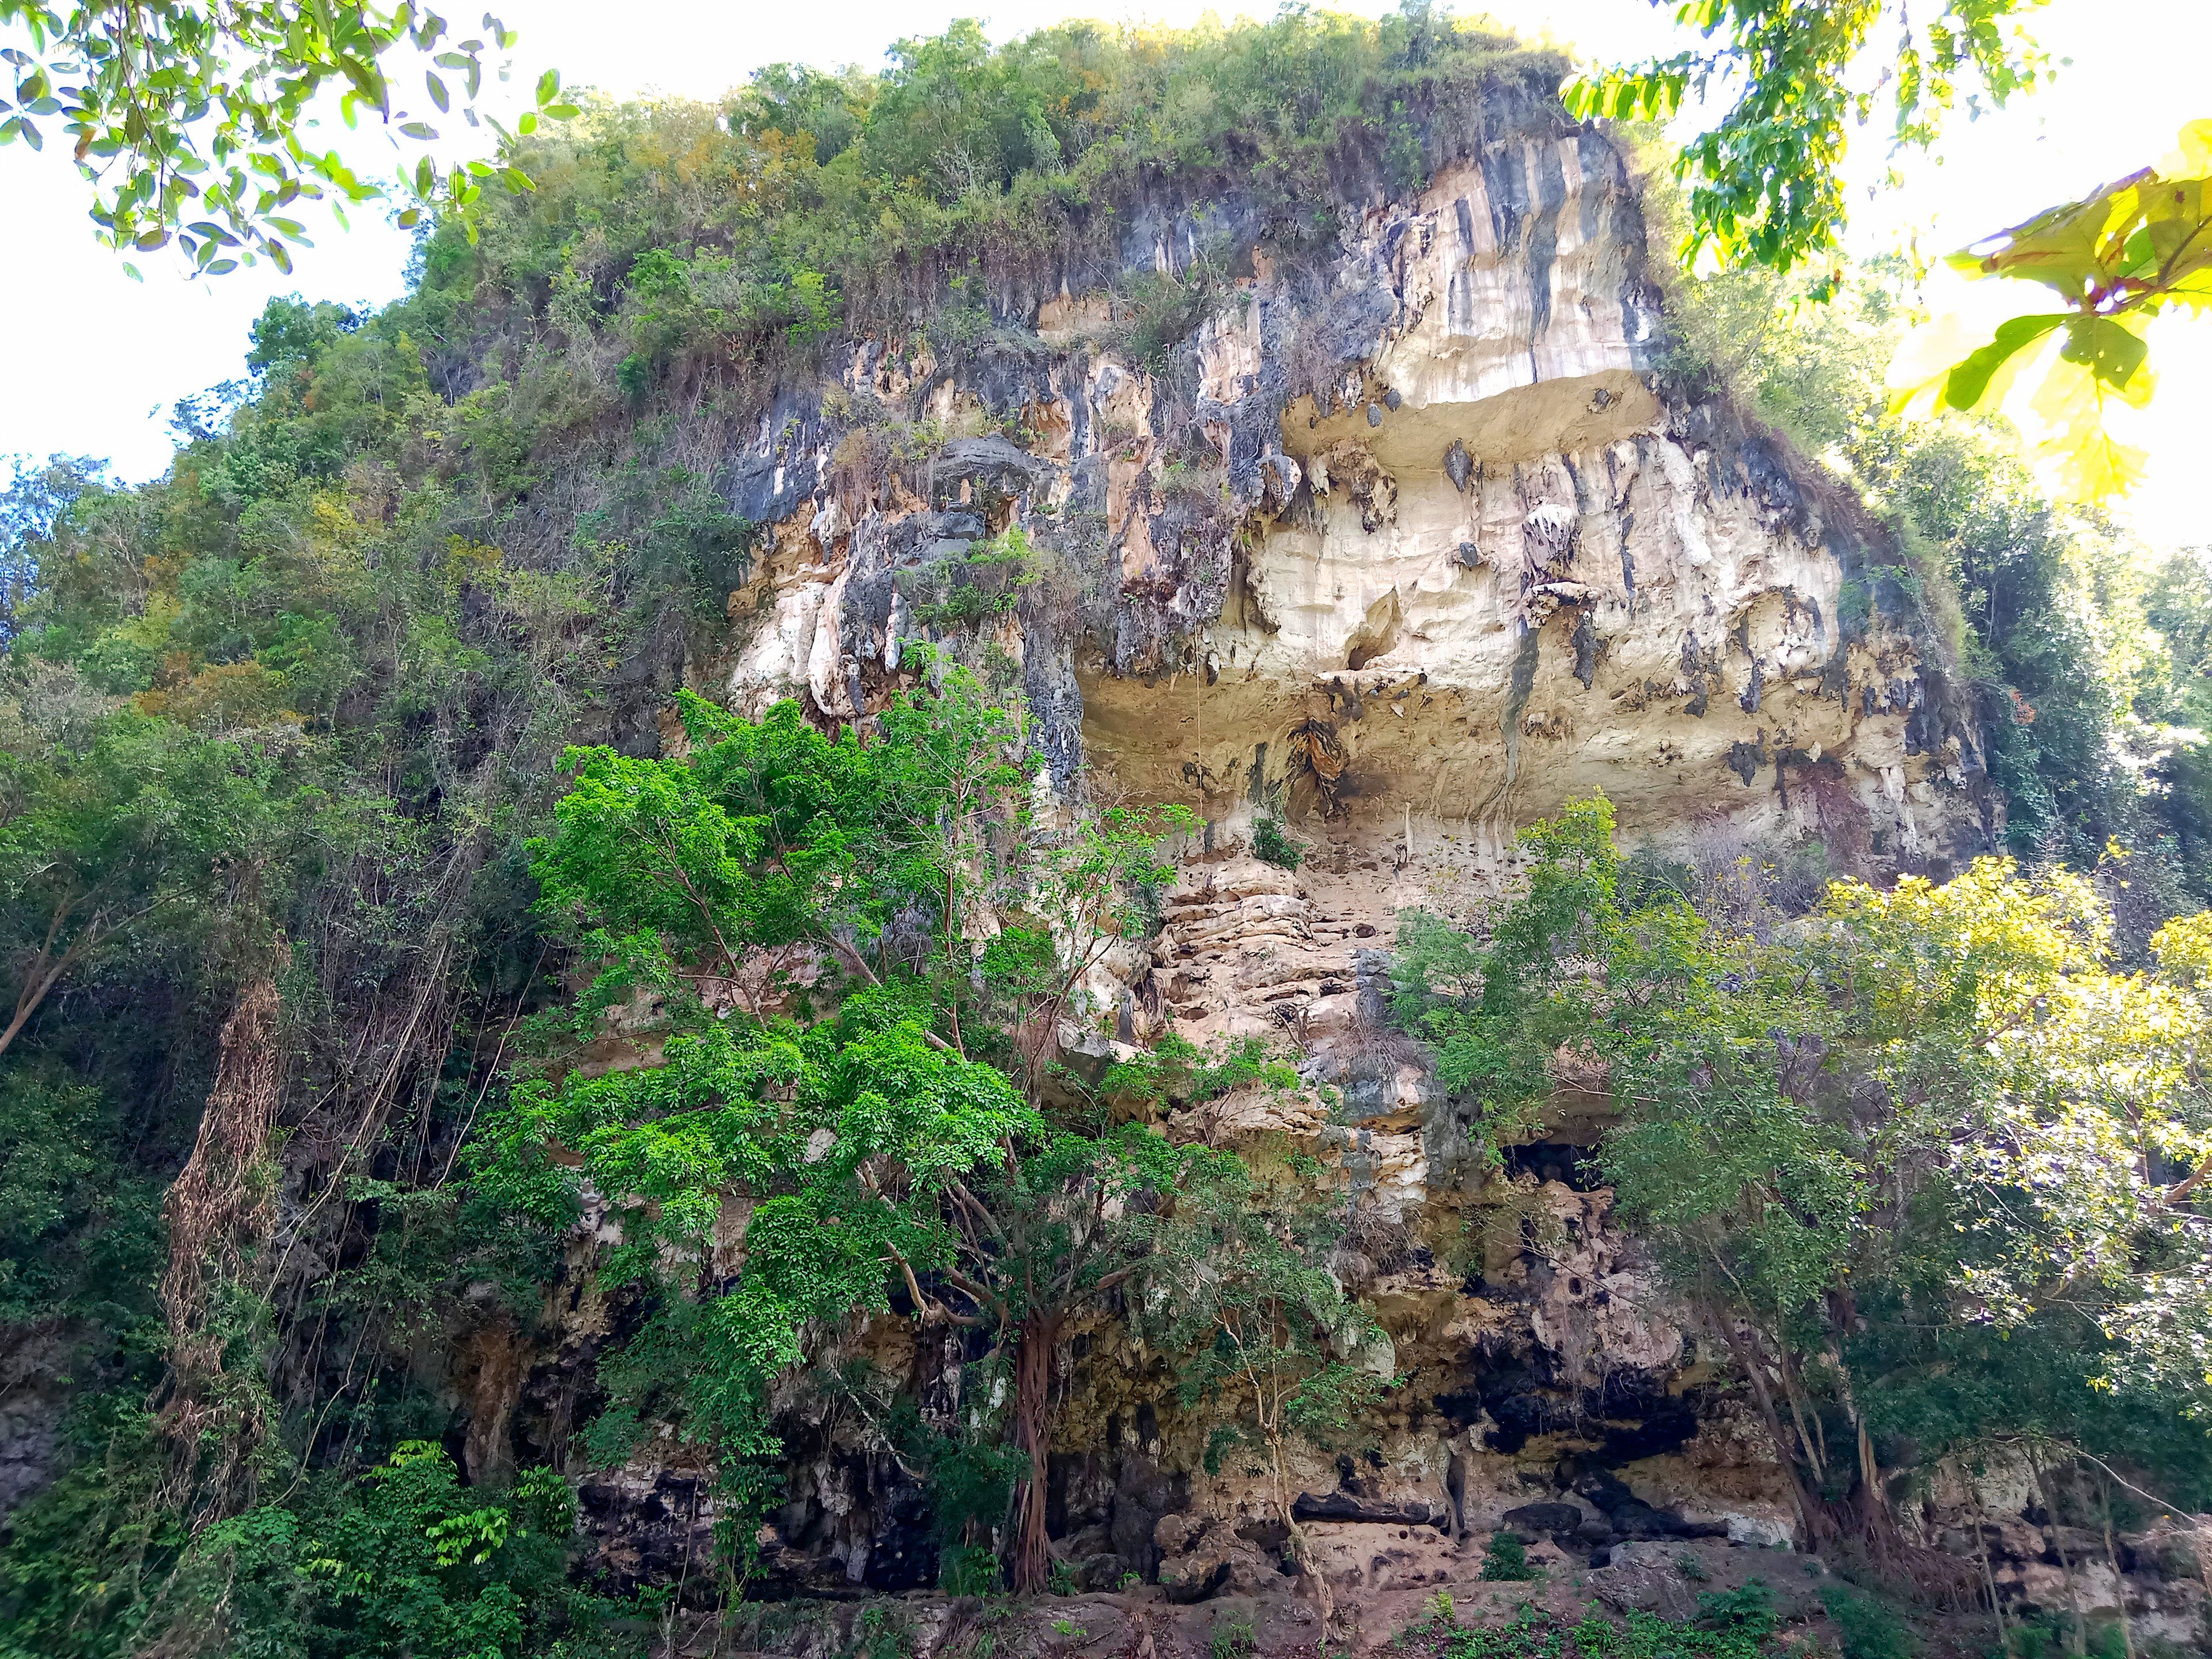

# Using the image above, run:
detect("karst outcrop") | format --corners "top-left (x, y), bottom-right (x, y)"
top-left (491, 67), bottom-right (2195, 1653)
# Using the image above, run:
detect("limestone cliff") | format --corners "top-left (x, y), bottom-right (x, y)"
top-left (523, 77), bottom-right (2103, 1638)
top-left (720, 94), bottom-right (1990, 881)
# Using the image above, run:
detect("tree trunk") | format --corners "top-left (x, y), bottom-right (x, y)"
top-left (0, 930), bottom-right (85, 1060)
top-left (1823, 1338), bottom-right (1900, 1558)
top-left (2100, 1478), bottom-right (2137, 1659)
top-left (1775, 1349), bottom-right (1828, 1480)
top-left (1271, 1431), bottom-right (1334, 1628)
top-left (1853, 1416), bottom-right (1901, 1557)
top-left (1969, 1476), bottom-right (2013, 1655)
top-left (1705, 1306), bottom-right (1832, 1547)
top-left (1009, 1312), bottom-right (1062, 1594)
top-left (2032, 1456), bottom-right (2088, 1658)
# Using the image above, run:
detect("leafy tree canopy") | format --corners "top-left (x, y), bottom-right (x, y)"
top-left (0, 707), bottom-right (284, 1058)
top-left (1893, 120), bottom-right (2212, 499)
top-left (1568, 3), bottom-right (2207, 503)
top-left (0, 0), bottom-right (578, 271)
top-left (481, 671), bottom-right (1206, 1592)
top-left (1396, 797), bottom-right (2212, 1539)
top-left (1564, 0), bottom-right (2050, 286)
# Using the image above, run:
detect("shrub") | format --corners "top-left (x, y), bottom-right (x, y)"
top-left (910, 528), bottom-right (1035, 631)
top-left (1252, 815), bottom-right (1305, 870)
top-left (1210, 1613), bottom-right (1256, 1659)
top-left (1696, 1579), bottom-right (1776, 1637)
top-left (1820, 1582), bottom-right (1914, 1659)
top-left (939, 1541), bottom-right (1002, 1597)
top-left (1480, 1529), bottom-right (1536, 1581)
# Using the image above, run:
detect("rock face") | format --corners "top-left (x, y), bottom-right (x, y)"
top-left (719, 99), bottom-right (1991, 887)
top-left (515, 78), bottom-right (2094, 1634)
top-left (694, 85), bottom-right (1993, 1267)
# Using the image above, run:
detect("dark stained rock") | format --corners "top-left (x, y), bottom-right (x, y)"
top-left (1293, 1488), bottom-right (1450, 1528)
top-left (1501, 1502), bottom-right (1585, 1541)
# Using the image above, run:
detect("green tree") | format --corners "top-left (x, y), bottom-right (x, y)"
top-left (0, 0), bottom-right (578, 271)
top-left (856, 21), bottom-right (1082, 200)
top-left (1892, 120), bottom-right (2212, 499)
top-left (483, 671), bottom-right (1200, 1593)
top-left (1142, 1152), bottom-right (1385, 1623)
top-left (1393, 797), bottom-right (1713, 1156)
top-left (0, 456), bottom-right (108, 645)
top-left (1569, 6), bottom-right (2208, 502)
top-left (1399, 798), bottom-right (2212, 1551)
top-left (1565, 0), bottom-right (2049, 286)
top-left (0, 710), bottom-right (278, 1058)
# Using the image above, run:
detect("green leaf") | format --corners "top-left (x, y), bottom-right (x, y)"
top-left (2060, 313), bottom-right (2150, 391)
top-left (535, 66), bottom-right (559, 105)
top-left (1941, 313), bottom-right (2066, 410)
top-left (425, 71), bottom-right (448, 113)
top-left (399, 120), bottom-right (437, 140)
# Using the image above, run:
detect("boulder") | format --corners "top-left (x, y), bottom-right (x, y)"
top-left (1588, 1541), bottom-right (1700, 1621)
top-left (1501, 1502), bottom-right (1586, 1543)
top-left (1154, 1516), bottom-right (1277, 1604)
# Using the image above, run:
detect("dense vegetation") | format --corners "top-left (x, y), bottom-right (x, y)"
top-left (0, 12), bottom-right (1564, 1651)
top-left (1398, 802), bottom-right (2212, 1555)
top-left (1, 7), bottom-right (2209, 1658)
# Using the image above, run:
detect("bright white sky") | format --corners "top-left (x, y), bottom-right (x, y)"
top-left (1, 0), bottom-right (2206, 547)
